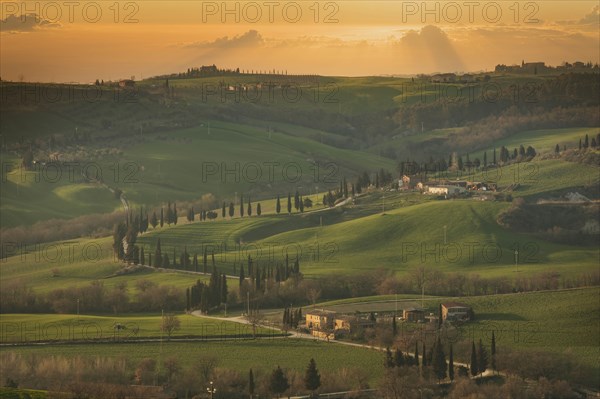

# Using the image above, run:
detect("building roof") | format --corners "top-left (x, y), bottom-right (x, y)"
top-left (403, 307), bottom-right (425, 313)
top-left (306, 309), bottom-right (336, 316)
top-left (442, 302), bottom-right (471, 309)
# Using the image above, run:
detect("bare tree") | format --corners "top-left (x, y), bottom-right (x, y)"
top-left (161, 314), bottom-right (181, 339)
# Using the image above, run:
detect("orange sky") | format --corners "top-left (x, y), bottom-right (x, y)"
top-left (1, 1), bottom-right (599, 82)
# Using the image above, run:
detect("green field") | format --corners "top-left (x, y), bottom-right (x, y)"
top-left (0, 314), bottom-right (273, 342)
top-left (0, 339), bottom-right (384, 385)
top-left (314, 287), bottom-right (600, 382)
top-left (0, 118), bottom-right (394, 227)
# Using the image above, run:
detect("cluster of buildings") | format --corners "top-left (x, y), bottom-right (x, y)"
top-left (495, 60), bottom-right (596, 74)
top-left (304, 302), bottom-right (472, 339)
top-left (399, 175), bottom-right (496, 198)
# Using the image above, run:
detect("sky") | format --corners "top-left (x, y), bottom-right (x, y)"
top-left (0, 1), bottom-right (599, 82)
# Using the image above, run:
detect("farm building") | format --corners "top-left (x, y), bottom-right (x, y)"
top-left (441, 302), bottom-right (472, 322)
top-left (427, 185), bottom-right (466, 196)
top-left (334, 316), bottom-right (375, 333)
top-left (402, 308), bottom-right (425, 322)
top-left (118, 79), bottom-right (135, 88)
top-left (305, 309), bottom-right (336, 330)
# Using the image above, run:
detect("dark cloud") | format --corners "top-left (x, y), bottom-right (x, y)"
top-left (0, 13), bottom-right (61, 33)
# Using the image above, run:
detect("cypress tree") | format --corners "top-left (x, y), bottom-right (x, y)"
top-left (394, 348), bottom-right (404, 367)
top-left (304, 358), bottom-right (321, 393)
top-left (477, 338), bottom-right (488, 376)
top-left (491, 330), bottom-right (496, 374)
top-left (276, 195), bottom-right (281, 214)
top-left (154, 238), bottom-right (162, 267)
top-left (249, 369), bottom-right (255, 399)
top-left (287, 193), bottom-right (292, 214)
top-left (193, 254), bottom-right (198, 272)
top-left (269, 366), bottom-right (289, 398)
top-left (392, 315), bottom-right (397, 336)
top-left (257, 203), bottom-right (262, 216)
top-left (422, 342), bottom-right (427, 367)
top-left (203, 248), bottom-right (208, 274)
top-left (432, 337), bottom-right (447, 382)
top-left (150, 211), bottom-right (158, 229)
top-left (584, 134), bottom-right (589, 148)
top-left (247, 196), bottom-right (252, 216)
top-left (384, 347), bottom-right (394, 368)
top-left (239, 264), bottom-right (245, 286)
top-left (448, 344), bottom-right (454, 381)
top-left (162, 253), bottom-right (170, 268)
top-left (222, 202), bottom-right (226, 218)
top-left (240, 193), bottom-right (244, 217)
top-left (221, 274), bottom-right (228, 303)
top-left (229, 202), bottom-right (234, 218)
top-left (414, 342), bottom-right (419, 366)
top-left (160, 207), bottom-right (164, 227)
top-left (470, 341), bottom-right (478, 377)
top-left (555, 144), bottom-right (560, 154)
top-left (140, 246), bottom-right (145, 265)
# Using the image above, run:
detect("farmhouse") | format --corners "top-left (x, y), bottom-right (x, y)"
top-left (402, 308), bottom-right (425, 322)
top-left (441, 302), bottom-right (472, 322)
top-left (427, 185), bottom-right (466, 196)
top-left (333, 316), bottom-right (375, 333)
top-left (305, 309), bottom-right (336, 330)
top-left (118, 79), bottom-right (135, 88)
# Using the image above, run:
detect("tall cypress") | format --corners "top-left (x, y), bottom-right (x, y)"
top-left (470, 341), bottom-right (478, 377)
top-left (477, 339), bottom-right (488, 376)
top-left (249, 369), bottom-right (255, 399)
top-left (432, 337), bottom-right (447, 382)
top-left (491, 331), bottom-right (497, 374)
top-left (240, 193), bottom-right (244, 217)
top-left (276, 195), bottom-right (281, 214)
top-left (448, 344), bottom-right (454, 381)
top-left (414, 342), bottom-right (419, 366)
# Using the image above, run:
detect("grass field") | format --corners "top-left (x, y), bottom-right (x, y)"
top-left (1, 118), bottom-right (394, 227)
top-left (313, 287), bottom-right (600, 383)
top-left (0, 339), bottom-right (385, 385)
top-left (0, 314), bottom-right (273, 342)
top-left (0, 236), bottom-right (208, 296)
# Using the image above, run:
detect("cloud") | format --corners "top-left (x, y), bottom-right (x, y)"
top-left (556, 5), bottom-right (599, 26)
top-left (186, 29), bottom-right (264, 49)
top-left (0, 13), bottom-right (61, 33)
top-left (398, 25), bottom-right (465, 72)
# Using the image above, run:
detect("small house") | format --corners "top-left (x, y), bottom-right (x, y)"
top-left (402, 308), bottom-right (425, 322)
top-left (441, 302), bottom-right (472, 322)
